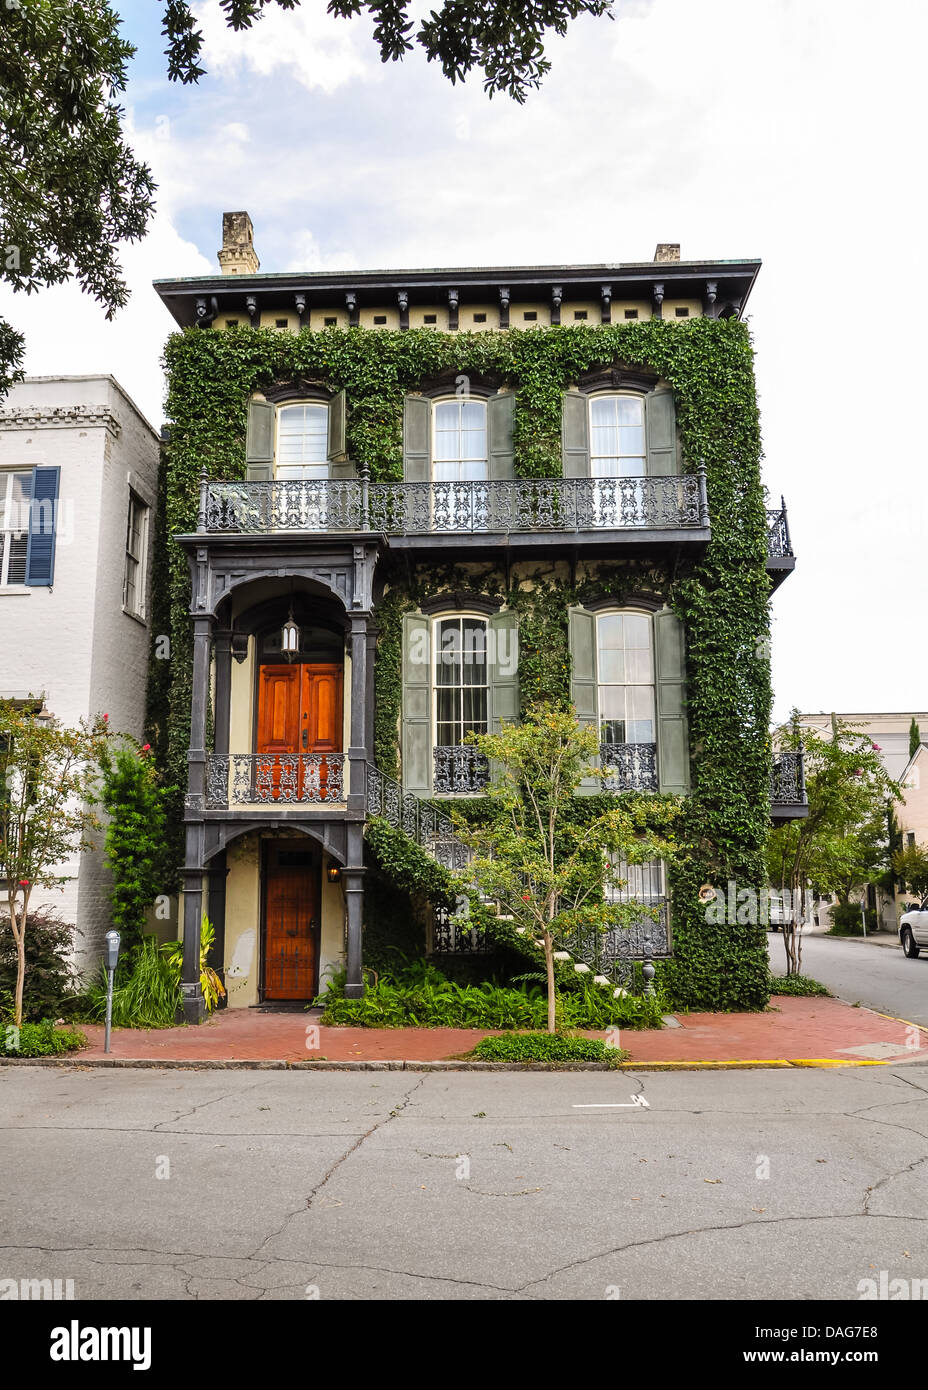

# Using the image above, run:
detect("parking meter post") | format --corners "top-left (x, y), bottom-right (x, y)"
top-left (103, 931), bottom-right (121, 1055)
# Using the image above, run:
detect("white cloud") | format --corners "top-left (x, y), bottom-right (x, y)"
top-left (194, 0), bottom-right (376, 94)
top-left (0, 215), bottom-right (211, 428)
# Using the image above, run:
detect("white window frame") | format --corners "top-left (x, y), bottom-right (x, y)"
top-left (275, 402), bottom-right (329, 480)
top-left (0, 469), bottom-right (31, 588)
top-left (431, 613), bottom-right (490, 750)
top-left (588, 392), bottom-right (646, 478)
top-left (595, 609), bottom-right (656, 749)
top-left (430, 397), bottom-right (488, 483)
top-left (123, 490), bottom-right (149, 619)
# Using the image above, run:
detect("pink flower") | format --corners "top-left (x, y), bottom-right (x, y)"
top-left (854, 769), bottom-right (863, 777)
top-left (102, 714), bottom-right (109, 722)
top-left (18, 879), bottom-right (29, 886)
top-left (521, 894), bottom-right (530, 901)
top-left (872, 743), bottom-right (882, 752)
top-left (141, 744), bottom-right (151, 752)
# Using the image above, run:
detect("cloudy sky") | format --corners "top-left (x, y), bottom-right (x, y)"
top-left (1, 0), bottom-right (924, 722)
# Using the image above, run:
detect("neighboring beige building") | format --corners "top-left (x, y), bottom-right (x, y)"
top-left (0, 376), bottom-right (160, 973)
top-left (796, 711), bottom-right (928, 783)
top-left (796, 712), bottom-right (928, 929)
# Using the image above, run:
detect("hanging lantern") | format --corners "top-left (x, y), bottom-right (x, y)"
top-left (281, 608), bottom-right (299, 657)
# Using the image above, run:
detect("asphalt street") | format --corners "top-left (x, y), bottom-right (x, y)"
top-left (1, 1064), bottom-right (926, 1300)
top-left (769, 931), bottom-right (928, 1027)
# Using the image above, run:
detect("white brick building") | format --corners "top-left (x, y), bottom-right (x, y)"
top-left (0, 377), bottom-right (160, 973)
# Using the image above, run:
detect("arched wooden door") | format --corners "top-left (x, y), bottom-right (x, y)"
top-left (257, 661), bottom-right (342, 999)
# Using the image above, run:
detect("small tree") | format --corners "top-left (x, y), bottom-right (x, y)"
top-left (909, 717), bottom-right (921, 761)
top-left (768, 715), bottom-right (898, 975)
top-left (0, 703), bottom-right (106, 1027)
top-left (459, 704), bottom-right (678, 1033)
top-left (98, 738), bottom-right (173, 953)
top-left (893, 842), bottom-right (928, 898)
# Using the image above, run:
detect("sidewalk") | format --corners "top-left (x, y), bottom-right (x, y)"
top-left (36, 994), bottom-right (928, 1069)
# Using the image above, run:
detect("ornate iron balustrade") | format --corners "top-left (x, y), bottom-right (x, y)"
top-left (766, 500), bottom-right (793, 558)
top-left (600, 742), bottom-right (658, 792)
top-left (366, 764), bottom-right (472, 873)
top-left (432, 904), bottom-right (492, 955)
top-left (201, 472), bottom-right (708, 537)
top-left (433, 744), bottom-right (490, 794)
top-left (206, 753), bottom-right (345, 807)
top-left (770, 750), bottom-right (806, 806)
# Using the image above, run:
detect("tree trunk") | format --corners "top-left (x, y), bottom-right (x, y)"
top-left (544, 933), bottom-right (556, 1034)
top-left (14, 932), bottom-right (25, 1030)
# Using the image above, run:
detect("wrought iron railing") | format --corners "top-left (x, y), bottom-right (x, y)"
top-left (433, 744), bottom-right (490, 794)
top-left (432, 904), bottom-right (493, 955)
top-left (200, 472), bottom-right (709, 537)
top-left (366, 764), bottom-right (472, 872)
top-left (766, 500), bottom-right (793, 559)
top-left (600, 741), bottom-right (658, 793)
top-left (206, 753), bottom-right (345, 807)
top-left (770, 750), bottom-right (806, 806)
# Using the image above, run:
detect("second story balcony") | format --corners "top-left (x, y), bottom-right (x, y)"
top-left (199, 471), bottom-right (711, 551)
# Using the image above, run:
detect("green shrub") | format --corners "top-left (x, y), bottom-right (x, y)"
top-left (471, 1032), bottom-right (628, 1065)
top-left (84, 935), bottom-right (180, 1029)
top-left (769, 973), bottom-right (830, 998)
top-left (99, 741), bottom-right (175, 952)
top-left (0, 910), bottom-right (80, 1022)
top-left (316, 960), bottom-right (665, 1030)
top-left (1, 1019), bottom-right (86, 1056)
top-left (827, 904), bottom-right (878, 935)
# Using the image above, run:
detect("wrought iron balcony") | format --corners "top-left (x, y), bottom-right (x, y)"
top-left (770, 750), bottom-right (808, 819)
top-left (206, 753), bottom-right (345, 808)
top-left (600, 741), bottom-right (659, 793)
top-left (434, 744), bottom-right (490, 794)
top-left (766, 501), bottom-right (793, 558)
top-left (766, 499), bottom-right (795, 588)
top-left (200, 472), bottom-right (709, 540)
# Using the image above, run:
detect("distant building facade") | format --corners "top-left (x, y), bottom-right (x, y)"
top-left (0, 376), bottom-right (160, 972)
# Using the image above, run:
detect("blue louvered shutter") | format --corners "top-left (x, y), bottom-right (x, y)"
top-left (25, 467), bottom-right (60, 586)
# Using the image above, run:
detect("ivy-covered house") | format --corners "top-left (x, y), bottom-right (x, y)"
top-left (151, 213), bottom-right (801, 1022)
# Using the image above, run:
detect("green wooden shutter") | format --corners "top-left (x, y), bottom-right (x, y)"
top-left (403, 395), bottom-right (430, 482)
top-left (488, 611), bottom-right (519, 731)
top-left (568, 605), bottom-right (599, 793)
top-left (245, 400), bottom-right (275, 481)
top-left (645, 388), bottom-right (679, 476)
top-left (401, 612), bottom-right (431, 794)
top-left (654, 607), bottom-right (690, 794)
top-left (561, 391), bottom-right (590, 478)
top-left (327, 389), bottom-right (353, 477)
top-left (487, 391), bottom-right (515, 480)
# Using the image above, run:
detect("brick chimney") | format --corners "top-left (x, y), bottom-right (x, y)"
top-left (218, 211), bottom-right (260, 275)
top-left (653, 243), bottom-right (681, 263)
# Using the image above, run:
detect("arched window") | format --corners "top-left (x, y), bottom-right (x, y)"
top-left (276, 403), bottom-right (328, 479)
top-left (596, 610), bottom-right (657, 791)
top-left (433, 613), bottom-right (490, 792)
top-left (432, 399), bottom-right (488, 482)
top-left (589, 394), bottom-right (646, 477)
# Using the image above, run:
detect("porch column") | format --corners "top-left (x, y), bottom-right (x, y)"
top-left (213, 628), bottom-right (233, 758)
top-left (181, 612), bottom-right (213, 1023)
top-left (347, 613), bottom-right (369, 812)
top-left (342, 821), bottom-right (365, 997)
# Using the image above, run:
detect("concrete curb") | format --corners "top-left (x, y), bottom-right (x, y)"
top-left (0, 1055), bottom-right (913, 1072)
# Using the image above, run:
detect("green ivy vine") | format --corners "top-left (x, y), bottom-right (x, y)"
top-left (151, 316), bottom-right (772, 1010)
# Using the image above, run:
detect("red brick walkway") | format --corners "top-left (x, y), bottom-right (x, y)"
top-left (72, 995), bottom-right (928, 1065)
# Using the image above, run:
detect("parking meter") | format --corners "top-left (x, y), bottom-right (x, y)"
top-left (103, 931), bottom-right (121, 1054)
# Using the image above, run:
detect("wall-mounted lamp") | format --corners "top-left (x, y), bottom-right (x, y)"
top-left (326, 864), bottom-right (341, 884)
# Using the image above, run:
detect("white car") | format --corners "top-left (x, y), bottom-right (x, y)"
top-left (899, 900), bottom-right (928, 958)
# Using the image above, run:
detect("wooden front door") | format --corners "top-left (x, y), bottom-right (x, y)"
top-left (263, 842), bottom-right (318, 999)
top-left (257, 663), bottom-right (343, 799)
